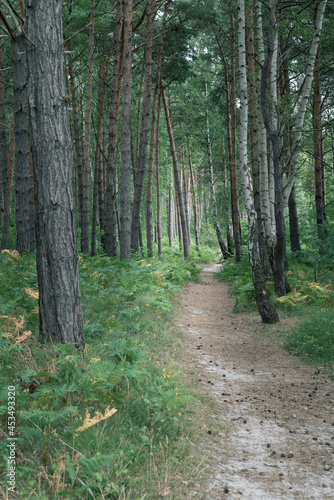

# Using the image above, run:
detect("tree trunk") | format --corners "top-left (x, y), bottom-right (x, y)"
top-left (313, 44), bottom-right (325, 239)
top-left (246, 6), bottom-right (269, 274)
top-left (229, 7), bottom-right (242, 262)
top-left (162, 85), bottom-right (190, 259)
top-left (91, 59), bottom-right (107, 256)
top-left (120, 0), bottom-right (133, 261)
top-left (0, 27), bottom-right (7, 231)
top-left (1, 118), bottom-right (15, 250)
top-left (188, 141), bottom-right (200, 250)
top-left (29, 151), bottom-right (35, 250)
top-left (237, 0), bottom-right (279, 323)
top-left (81, 0), bottom-right (96, 254)
top-left (25, 0), bottom-right (84, 346)
top-left (288, 185), bottom-right (301, 252)
top-left (206, 85), bottom-right (230, 259)
top-left (156, 92), bottom-right (162, 256)
top-left (131, 0), bottom-right (156, 253)
top-left (68, 43), bottom-right (84, 232)
top-left (12, 34), bottom-right (31, 253)
top-left (261, 0), bottom-right (288, 297)
top-left (146, 82), bottom-right (158, 258)
top-left (105, 0), bottom-right (123, 257)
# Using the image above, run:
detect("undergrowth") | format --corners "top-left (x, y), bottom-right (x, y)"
top-left (0, 245), bottom-right (211, 499)
top-left (218, 251), bottom-right (334, 374)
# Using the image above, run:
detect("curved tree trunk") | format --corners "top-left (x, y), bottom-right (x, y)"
top-left (25, 0), bottom-right (84, 346)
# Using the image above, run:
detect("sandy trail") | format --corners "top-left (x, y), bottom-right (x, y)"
top-left (177, 264), bottom-right (334, 499)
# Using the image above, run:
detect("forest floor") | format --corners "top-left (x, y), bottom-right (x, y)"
top-left (176, 263), bottom-right (334, 499)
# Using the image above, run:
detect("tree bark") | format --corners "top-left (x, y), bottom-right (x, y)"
top-left (12, 33), bottom-right (31, 253)
top-left (25, 0), bottom-right (84, 346)
top-left (105, 0), bottom-right (123, 257)
top-left (237, 0), bottom-right (279, 323)
top-left (120, 0), bottom-right (133, 261)
top-left (229, 7), bottom-right (242, 262)
top-left (0, 27), bottom-right (7, 231)
top-left (188, 141), bottom-right (200, 250)
top-left (313, 43), bottom-right (325, 239)
top-left (1, 117), bottom-right (15, 250)
top-left (81, 0), bottom-right (96, 254)
top-left (155, 93), bottom-right (162, 256)
top-left (131, 0), bottom-right (156, 253)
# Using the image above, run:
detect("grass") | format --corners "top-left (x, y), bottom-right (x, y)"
top-left (0, 243), bottom-right (218, 499)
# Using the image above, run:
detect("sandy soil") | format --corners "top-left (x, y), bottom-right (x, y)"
top-left (176, 264), bottom-right (334, 499)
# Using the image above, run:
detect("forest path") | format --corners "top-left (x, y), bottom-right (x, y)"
top-left (176, 264), bottom-right (334, 499)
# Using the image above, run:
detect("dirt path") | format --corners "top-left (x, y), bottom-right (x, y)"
top-left (177, 264), bottom-right (334, 499)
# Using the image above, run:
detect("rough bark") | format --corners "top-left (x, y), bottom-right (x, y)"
top-left (81, 0), bottom-right (96, 254)
top-left (120, 0), bottom-right (133, 261)
top-left (237, 0), bottom-right (279, 323)
top-left (155, 92), bottom-right (162, 256)
top-left (131, 0), bottom-right (156, 253)
top-left (146, 81), bottom-right (158, 258)
top-left (188, 141), bottom-right (200, 251)
top-left (1, 118), bottom-right (15, 250)
top-left (25, 0), bottom-right (84, 346)
top-left (12, 34), bottom-right (31, 253)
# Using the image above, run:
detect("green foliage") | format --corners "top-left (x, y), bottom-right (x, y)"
top-left (285, 307), bottom-right (334, 372)
top-left (0, 248), bottom-right (210, 498)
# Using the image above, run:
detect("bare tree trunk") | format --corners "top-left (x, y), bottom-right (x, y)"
top-left (246, 5), bottom-right (269, 273)
top-left (120, 0), bottom-right (133, 261)
top-left (29, 151), bottom-right (35, 250)
top-left (81, 0), bottom-right (96, 254)
top-left (146, 82), bottom-right (158, 257)
top-left (162, 85), bottom-right (190, 258)
top-left (25, 0), bottom-right (84, 346)
top-left (0, 27), bottom-right (7, 231)
top-left (68, 43), bottom-right (84, 231)
top-left (238, 0), bottom-right (279, 323)
top-left (156, 92), bottom-right (162, 256)
top-left (91, 59), bottom-right (107, 256)
top-left (313, 43), bottom-right (325, 239)
top-left (1, 118), bottom-right (15, 250)
top-left (206, 84), bottom-right (230, 259)
top-left (229, 6), bottom-right (242, 261)
top-left (188, 140), bottom-right (200, 250)
top-left (131, 0), bottom-right (156, 253)
top-left (105, 0), bottom-right (123, 257)
top-left (12, 34), bottom-right (30, 253)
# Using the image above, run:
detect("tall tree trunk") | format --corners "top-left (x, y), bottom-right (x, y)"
top-left (180, 142), bottom-right (190, 247)
top-left (229, 6), bottom-right (242, 262)
top-left (131, 0), bottom-right (156, 253)
top-left (288, 185), bottom-right (300, 252)
top-left (1, 118), bottom-right (15, 250)
top-left (313, 43), bottom-right (325, 239)
top-left (12, 34), bottom-right (31, 253)
top-left (91, 59), bottom-right (107, 256)
top-left (0, 27), bottom-right (7, 230)
top-left (206, 85), bottom-right (230, 259)
top-left (188, 141), bottom-right (200, 250)
top-left (162, 85), bottom-right (190, 259)
top-left (237, 0), bottom-right (279, 323)
top-left (25, 0), bottom-right (84, 346)
top-left (120, 0), bottom-right (133, 261)
top-left (146, 82), bottom-right (158, 258)
top-left (81, 0), bottom-right (96, 254)
top-left (246, 5), bottom-right (269, 273)
top-left (155, 93), bottom-right (162, 256)
top-left (105, 0), bottom-right (123, 257)
top-left (68, 43), bottom-right (84, 231)
top-left (261, 0), bottom-right (288, 297)
top-left (29, 151), bottom-right (35, 250)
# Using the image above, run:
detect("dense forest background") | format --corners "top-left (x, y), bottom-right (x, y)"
top-left (1, 0), bottom-right (334, 498)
